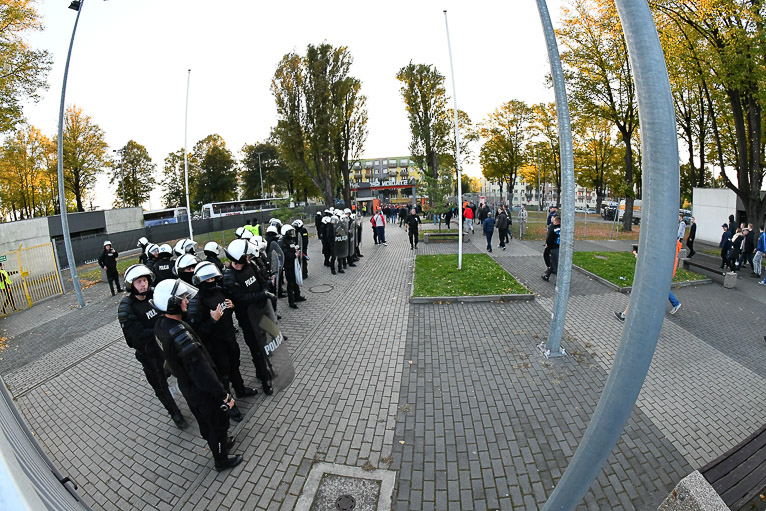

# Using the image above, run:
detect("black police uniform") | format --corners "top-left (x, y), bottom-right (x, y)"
top-left (297, 226), bottom-right (309, 278)
top-left (205, 253), bottom-right (225, 272)
top-left (222, 264), bottom-right (275, 394)
top-left (264, 231), bottom-right (286, 297)
top-left (187, 284), bottom-right (252, 400)
top-left (154, 315), bottom-right (236, 469)
top-left (138, 246), bottom-right (149, 265)
top-left (280, 236), bottom-right (305, 308)
top-left (153, 256), bottom-right (175, 283)
top-left (99, 247), bottom-right (122, 295)
top-left (118, 291), bottom-right (185, 427)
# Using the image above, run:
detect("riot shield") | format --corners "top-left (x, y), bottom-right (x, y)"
top-left (295, 235), bottom-right (304, 286)
top-left (269, 241), bottom-right (284, 291)
top-left (246, 301), bottom-right (295, 393)
top-left (334, 220), bottom-right (349, 259)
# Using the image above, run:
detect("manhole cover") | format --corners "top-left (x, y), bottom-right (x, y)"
top-left (310, 284), bottom-right (334, 293)
top-left (336, 494), bottom-right (356, 510)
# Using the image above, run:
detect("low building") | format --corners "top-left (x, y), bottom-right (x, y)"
top-left (479, 176), bottom-right (607, 209)
top-left (350, 157), bottom-right (421, 204)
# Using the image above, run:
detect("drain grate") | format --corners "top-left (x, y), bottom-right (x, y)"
top-left (336, 494), bottom-right (356, 510)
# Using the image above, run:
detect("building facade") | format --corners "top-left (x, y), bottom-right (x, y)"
top-left (479, 176), bottom-right (607, 210)
top-left (349, 157), bottom-right (421, 204)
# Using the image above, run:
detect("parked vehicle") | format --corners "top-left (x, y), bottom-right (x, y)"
top-left (618, 199), bottom-right (642, 225)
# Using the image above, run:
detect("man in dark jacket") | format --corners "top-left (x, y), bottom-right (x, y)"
top-left (99, 240), bottom-right (122, 296)
top-left (152, 278), bottom-right (243, 472)
top-left (686, 217), bottom-right (696, 258)
top-left (119, 264), bottom-right (187, 430)
top-left (405, 209), bottom-right (422, 250)
top-left (542, 216), bottom-right (561, 281)
top-left (482, 211), bottom-right (496, 253)
top-left (719, 223), bottom-right (733, 269)
top-left (739, 225), bottom-right (755, 270)
top-left (496, 207), bottom-right (509, 250)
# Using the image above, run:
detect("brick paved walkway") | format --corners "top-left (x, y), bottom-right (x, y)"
top-left (1, 221), bottom-right (765, 510)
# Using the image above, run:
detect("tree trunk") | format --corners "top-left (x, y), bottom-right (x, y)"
top-left (621, 130), bottom-right (634, 231)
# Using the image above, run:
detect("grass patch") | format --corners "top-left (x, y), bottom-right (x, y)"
top-left (413, 253), bottom-right (530, 297)
top-left (572, 251), bottom-right (704, 287)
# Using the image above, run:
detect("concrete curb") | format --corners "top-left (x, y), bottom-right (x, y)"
top-left (409, 293), bottom-right (535, 304)
top-left (572, 264), bottom-right (712, 294)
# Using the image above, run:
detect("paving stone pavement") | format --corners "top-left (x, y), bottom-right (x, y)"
top-left (1, 220), bottom-right (765, 510)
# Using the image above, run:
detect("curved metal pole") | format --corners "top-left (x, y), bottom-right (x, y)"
top-left (542, 0), bottom-right (679, 508)
top-left (183, 69), bottom-right (194, 240)
top-left (57, 0), bottom-right (86, 308)
top-left (444, 10), bottom-right (463, 269)
top-left (536, 0), bottom-right (574, 358)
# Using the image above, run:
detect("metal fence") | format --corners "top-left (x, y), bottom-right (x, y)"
top-left (1, 243), bottom-right (63, 317)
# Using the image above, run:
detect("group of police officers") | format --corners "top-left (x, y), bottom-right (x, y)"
top-left (315, 207), bottom-right (364, 274)
top-left (118, 218), bottom-right (310, 472)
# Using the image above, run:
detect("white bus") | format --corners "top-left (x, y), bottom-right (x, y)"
top-left (143, 207), bottom-right (189, 227)
top-left (201, 198), bottom-right (280, 219)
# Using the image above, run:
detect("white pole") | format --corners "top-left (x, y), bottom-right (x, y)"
top-left (183, 69), bottom-right (194, 240)
top-left (444, 10), bottom-right (463, 270)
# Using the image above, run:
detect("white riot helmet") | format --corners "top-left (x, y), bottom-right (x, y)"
top-left (173, 254), bottom-right (199, 276)
top-left (292, 219), bottom-right (304, 229)
top-left (281, 224), bottom-right (295, 237)
top-left (321, 216), bottom-right (331, 224)
top-left (203, 241), bottom-right (221, 256)
top-left (137, 236), bottom-right (149, 248)
top-left (150, 279), bottom-right (198, 314)
top-left (344, 208), bottom-right (351, 215)
top-left (158, 244), bottom-right (173, 257)
top-left (251, 235), bottom-right (267, 252)
top-left (329, 207), bottom-right (335, 213)
top-left (269, 218), bottom-right (283, 228)
top-left (145, 243), bottom-right (160, 258)
top-left (225, 239), bottom-right (251, 265)
top-left (266, 225), bottom-right (279, 235)
top-left (124, 264), bottom-right (154, 292)
top-left (330, 215), bottom-right (339, 224)
top-left (174, 238), bottom-right (197, 256)
top-left (235, 226), bottom-right (252, 239)
top-left (192, 261), bottom-right (223, 286)
top-left (103, 240), bottom-right (112, 247)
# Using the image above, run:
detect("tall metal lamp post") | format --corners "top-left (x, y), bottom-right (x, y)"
top-left (255, 151), bottom-right (265, 198)
top-left (113, 148), bottom-right (125, 206)
top-left (56, 0), bottom-right (88, 308)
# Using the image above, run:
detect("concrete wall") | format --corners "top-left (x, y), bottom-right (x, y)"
top-left (692, 188), bottom-right (740, 244)
top-left (0, 218), bottom-right (50, 255)
top-left (104, 207), bottom-right (143, 233)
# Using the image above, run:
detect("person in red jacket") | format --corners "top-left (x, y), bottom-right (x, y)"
top-left (463, 204), bottom-right (474, 234)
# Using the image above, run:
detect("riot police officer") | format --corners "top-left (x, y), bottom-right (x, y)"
top-left (173, 238), bottom-right (197, 258)
top-left (99, 241), bottom-right (122, 296)
top-left (153, 244), bottom-right (175, 283)
top-left (292, 219), bottom-right (309, 279)
top-left (222, 239), bottom-right (276, 395)
top-left (137, 237), bottom-right (150, 265)
top-left (144, 243), bottom-right (160, 273)
top-left (203, 242), bottom-right (225, 272)
top-left (173, 254), bottom-right (199, 285)
top-left (264, 225), bottom-right (285, 297)
top-left (152, 278), bottom-right (243, 472)
top-left (118, 265), bottom-right (187, 429)
top-left (321, 216), bottom-right (332, 267)
top-left (280, 225), bottom-right (306, 309)
top-left (187, 262), bottom-right (257, 423)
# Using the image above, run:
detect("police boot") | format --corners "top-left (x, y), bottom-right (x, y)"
top-left (229, 405), bottom-right (243, 422)
top-left (262, 380), bottom-right (274, 396)
top-left (215, 455), bottom-right (244, 472)
top-left (234, 386), bottom-right (258, 398)
top-left (170, 411), bottom-right (188, 430)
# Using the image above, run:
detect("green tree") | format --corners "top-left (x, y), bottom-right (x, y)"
top-left (479, 100), bottom-right (533, 206)
top-left (194, 136), bottom-right (237, 206)
top-left (160, 149), bottom-right (195, 209)
top-left (558, 0), bottom-right (639, 230)
top-left (655, 0), bottom-right (766, 226)
top-left (272, 44), bottom-right (366, 207)
top-left (572, 111), bottom-right (621, 212)
top-left (61, 105), bottom-right (109, 212)
top-left (0, 0), bottom-right (52, 132)
top-left (110, 140), bottom-right (155, 208)
top-left (531, 102), bottom-right (562, 205)
top-left (396, 62), bottom-right (451, 179)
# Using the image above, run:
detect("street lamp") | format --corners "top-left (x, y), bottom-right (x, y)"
top-left (113, 148), bottom-right (125, 206)
top-left (56, 0), bottom-right (88, 309)
top-left (254, 151), bottom-right (264, 198)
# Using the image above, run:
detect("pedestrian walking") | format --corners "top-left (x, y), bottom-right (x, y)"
top-left (739, 224), bottom-right (755, 271)
top-left (405, 209), bottom-right (422, 250)
top-left (728, 228), bottom-right (743, 272)
top-left (482, 211), bottom-right (495, 252)
top-left (496, 208), bottom-right (509, 250)
top-left (719, 223), bottom-right (732, 270)
top-left (753, 226), bottom-right (765, 278)
top-left (372, 209), bottom-right (387, 245)
top-left (686, 217), bottom-right (696, 258)
top-left (463, 203), bottom-right (474, 234)
top-left (519, 205), bottom-right (528, 239)
top-left (541, 216), bottom-right (561, 281)
top-left (99, 240), bottom-right (122, 296)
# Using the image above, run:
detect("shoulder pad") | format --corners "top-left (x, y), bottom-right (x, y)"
top-left (186, 295), bottom-right (205, 323)
top-left (222, 268), bottom-right (237, 288)
top-left (117, 296), bottom-right (138, 327)
top-left (169, 323), bottom-right (200, 359)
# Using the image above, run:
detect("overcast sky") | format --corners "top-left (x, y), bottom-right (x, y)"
top-left (22, 0), bottom-right (564, 210)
